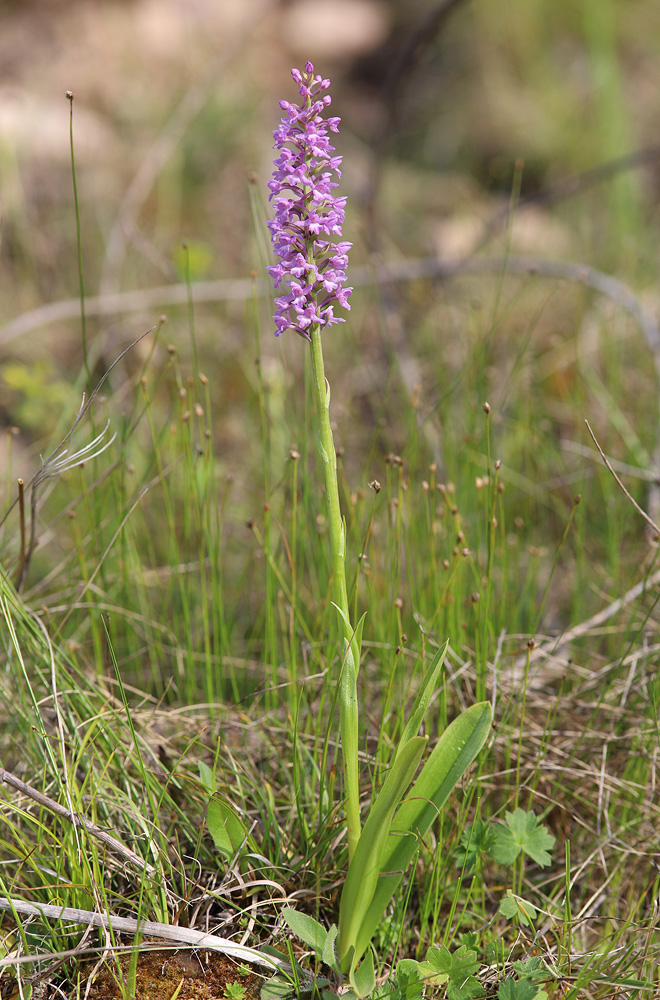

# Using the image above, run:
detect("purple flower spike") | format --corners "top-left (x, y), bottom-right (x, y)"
top-left (267, 62), bottom-right (352, 339)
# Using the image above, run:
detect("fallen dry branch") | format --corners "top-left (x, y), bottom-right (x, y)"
top-left (0, 767), bottom-right (156, 878)
top-left (508, 564), bottom-right (660, 685)
top-left (2, 254), bottom-right (657, 357)
top-left (0, 896), bottom-right (288, 972)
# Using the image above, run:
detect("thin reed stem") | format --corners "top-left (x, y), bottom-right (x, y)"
top-left (67, 91), bottom-right (89, 386)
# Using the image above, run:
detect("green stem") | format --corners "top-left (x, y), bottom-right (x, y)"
top-left (309, 324), bottom-right (361, 860)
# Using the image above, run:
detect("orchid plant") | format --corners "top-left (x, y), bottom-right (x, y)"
top-left (266, 60), bottom-right (361, 861)
top-left (261, 63), bottom-right (492, 997)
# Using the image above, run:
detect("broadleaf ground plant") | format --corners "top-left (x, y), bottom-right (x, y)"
top-left (263, 61), bottom-right (492, 998)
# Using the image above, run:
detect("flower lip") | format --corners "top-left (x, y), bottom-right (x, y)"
top-left (267, 62), bottom-right (352, 339)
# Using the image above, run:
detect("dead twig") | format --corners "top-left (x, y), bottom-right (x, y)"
top-left (509, 565), bottom-right (660, 684)
top-left (3, 254), bottom-right (658, 358)
top-left (0, 768), bottom-right (156, 878)
top-left (0, 897), bottom-right (288, 973)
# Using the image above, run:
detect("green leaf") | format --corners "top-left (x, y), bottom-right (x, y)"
top-left (338, 736), bottom-right (428, 969)
top-left (354, 702), bottom-right (492, 962)
top-left (224, 981), bottom-right (248, 999)
top-left (447, 978), bottom-right (484, 1000)
top-left (261, 977), bottom-right (294, 1000)
top-left (395, 960), bottom-right (429, 1000)
top-left (395, 640), bottom-right (449, 761)
top-left (454, 818), bottom-right (496, 873)
top-left (491, 809), bottom-right (555, 868)
top-left (207, 794), bottom-right (253, 861)
top-left (510, 958), bottom-right (546, 981)
top-left (349, 949), bottom-right (376, 998)
top-left (413, 961), bottom-right (449, 988)
top-left (499, 890), bottom-right (537, 927)
top-left (395, 959), bottom-right (424, 982)
top-left (281, 909), bottom-right (327, 958)
top-left (498, 977), bottom-right (540, 1000)
top-left (332, 605), bottom-right (367, 665)
top-left (426, 944), bottom-right (480, 982)
top-left (198, 760), bottom-right (215, 794)
top-left (410, 944), bottom-right (484, 1000)
top-left (322, 923), bottom-right (339, 971)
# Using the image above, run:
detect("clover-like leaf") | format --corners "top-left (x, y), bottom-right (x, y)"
top-left (510, 958), bottom-right (547, 982)
top-left (491, 809), bottom-right (555, 867)
top-left (499, 890), bottom-right (537, 927)
top-left (447, 977), bottom-right (484, 1000)
top-left (454, 818), bottom-right (496, 873)
top-left (498, 978), bottom-right (541, 1000)
top-left (425, 944), bottom-right (480, 981)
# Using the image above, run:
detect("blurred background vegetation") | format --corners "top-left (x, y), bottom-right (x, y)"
top-left (1, 0), bottom-right (660, 673)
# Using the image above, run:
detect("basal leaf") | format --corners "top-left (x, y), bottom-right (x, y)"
top-left (281, 909), bottom-right (327, 957)
top-left (349, 949), bottom-right (376, 998)
top-left (207, 794), bottom-right (253, 861)
top-left (322, 923), bottom-right (339, 971)
top-left (395, 640), bottom-right (449, 761)
top-left (354, 702), bottom-right (492, 962)
top-left (338, 736), bottom-right (428, 969)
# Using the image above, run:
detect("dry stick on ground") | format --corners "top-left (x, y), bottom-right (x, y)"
top-left (3, 255), bottom-right (657, 355)
top-left (3, 252), bottom-right (658, 487)
top-left (4, 922), bottom-right (97, 994)
top-left (0, 898), bottom-right (288, 973)
top-left (508, 564), bottom-right (660, 685)
top-left (0, 767), bottom-right (157, 878)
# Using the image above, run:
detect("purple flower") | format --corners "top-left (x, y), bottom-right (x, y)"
top-left (267, 62), bottom-right (352, 339)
